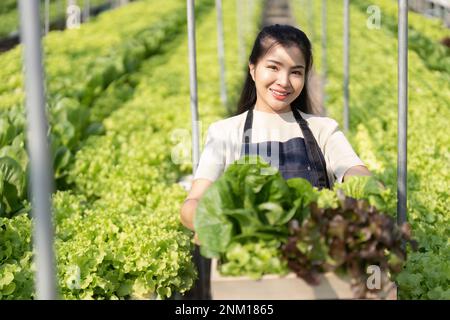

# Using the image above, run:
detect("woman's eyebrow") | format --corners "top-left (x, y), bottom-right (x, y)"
top-left (266, 59), bottom-right (305, 69)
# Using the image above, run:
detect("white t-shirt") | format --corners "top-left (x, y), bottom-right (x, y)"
top-left (194, 108), bottom-right (365, 186)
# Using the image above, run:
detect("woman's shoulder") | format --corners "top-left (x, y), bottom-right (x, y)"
top-left (209, 111), bottom-right (248, 132)
top-left (300, 111), bottom-right (339, 131)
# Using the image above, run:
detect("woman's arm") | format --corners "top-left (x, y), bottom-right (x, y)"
top-left (342, 165), bottom-right (372, 182)
top-left (180, 178), bottom-right (213, 231)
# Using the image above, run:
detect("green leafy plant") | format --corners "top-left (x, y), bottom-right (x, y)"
top-left (219, 240), bottom-right (289, 280)
top-left (195, 156), bottom-right (316, 259)
top-left (0, 0), bottom-right (207, 218)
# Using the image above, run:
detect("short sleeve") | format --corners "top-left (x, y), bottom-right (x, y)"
top-left (323, 120), bottom-right (366, 183)
top-left (193, 122), bottom-right (225, 182)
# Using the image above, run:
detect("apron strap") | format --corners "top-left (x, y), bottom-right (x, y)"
top-left (241, 108), bottom-right (254, 156)
top-left (242, 109), bottom-right (253, 144)
top-left (291, 107), bottom-right (331, 189)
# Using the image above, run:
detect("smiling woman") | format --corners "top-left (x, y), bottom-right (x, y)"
top-left (180, 24), bottom-right (371, 232)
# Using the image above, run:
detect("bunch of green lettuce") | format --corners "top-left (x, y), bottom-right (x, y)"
top-left (194, 156), bottom-right (317, 259)
top-left (0, 213), bottom-right (34, 299)
top-left (219, 240), bottom-right (289, 280)
top-left (333, 175), bottom-right (396, 215)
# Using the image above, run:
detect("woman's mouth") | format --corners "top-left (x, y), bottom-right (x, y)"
top-left (269, 88), bottom-right (290, 100)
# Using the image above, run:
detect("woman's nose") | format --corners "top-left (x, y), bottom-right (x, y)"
top-left (276, 71), bottom-right (290, 87)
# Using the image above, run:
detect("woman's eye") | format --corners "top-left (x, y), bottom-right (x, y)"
top-left (267, 65), bottom-right (277, 70)
top-left (293, 71), bottom-right (303, 75)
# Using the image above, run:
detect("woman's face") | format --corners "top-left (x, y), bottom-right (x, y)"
top-left (249, 43), bottom-right (306, 114)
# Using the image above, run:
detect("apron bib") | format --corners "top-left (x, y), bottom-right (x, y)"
top-left (239, 107), bottom-right (331, 189)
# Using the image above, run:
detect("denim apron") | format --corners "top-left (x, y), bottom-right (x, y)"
top-left (240, 107), bottom-right (331, 189)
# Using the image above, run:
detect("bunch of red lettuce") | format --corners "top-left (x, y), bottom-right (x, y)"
top-left (281, 189), bottom-right (418, 298)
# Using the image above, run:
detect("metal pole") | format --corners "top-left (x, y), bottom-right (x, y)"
top-left (236, 0), bottom-right (245, 67)
top-left (60, 0), bottom-right (64, 22)
top-left (244, 0), bottom-right (251, 55)
top-left (45, 0), bottom-right (50, 35)
top-left (398, 0), bottom-right (408, 226)
top-left (18, 0), bottom-right (58, 300)
top-left (308, 0), bottom-right (315, 43)
top-left (249, 0), bottom-right (255, 36)
top-left (343, 0), bottom-right (349, 132)
top-left (187, 0), bottom-right (210, 300)
top-left (321, 0), bottom-right (327, 110)
top-left (83, 0), bottom-right (90, 22)
top-left (215, 0), bottom-right (228, 112)
top-left (187, 0), bottom-right (200, 173)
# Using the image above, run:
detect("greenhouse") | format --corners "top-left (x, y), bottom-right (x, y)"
top-left (0, 0), bottom-right (449, 303)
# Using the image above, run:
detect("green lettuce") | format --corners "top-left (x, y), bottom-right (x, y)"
top-left (195, 156), bottom-right (317, 258)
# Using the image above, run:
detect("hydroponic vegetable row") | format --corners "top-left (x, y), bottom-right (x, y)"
top-left (0, 0), bottom-right (109, 38)
top-left (292, 0), bottom-right (449, 299)
top-left (0, 0), bottom-right (196, 219)
top-left (0, 0), bottom-right (264, 299)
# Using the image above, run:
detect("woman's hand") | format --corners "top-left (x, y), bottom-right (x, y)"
top-left (180, 178), bottom-right (213, 230)
top-left (193, 233), bottom-right (201, 246)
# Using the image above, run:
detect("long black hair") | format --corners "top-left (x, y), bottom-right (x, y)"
top-left (236, 24), bottom-right (315, 115)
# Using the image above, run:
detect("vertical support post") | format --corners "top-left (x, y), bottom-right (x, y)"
top-left (60, 0), bottom-right (65, 23)
top-left (45, 0), bottom-right (50, 35)
top-left (187, 0), bottom-right (210, 300)
top-left (187, 0), bottom-right (200, 174)
top-left (308, 0), bottom-right (315, 42)
top-left (447, 7), bottom-right (450, 28)
top-left (249, 0), bottom-right (255, 36)
top-left (83, 0), bottom-right (90, 23)
top-left (321, 0), bottom-right (327, 110)
top-left (343, 0), bottom-right (350, 132)
top-left (215, 0), bottom-right (228, 112)
top-left (244, 0), bottom-right (252, 55)
top-left (398, 0), bottom-right (408, 227)
top-left (236, 0), bottom-right (245, 67)
top-left (18, 0), bottom-right (57, 300)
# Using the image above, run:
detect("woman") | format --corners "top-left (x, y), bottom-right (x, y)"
top-left (180, 24), bottom-right (371, 233)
